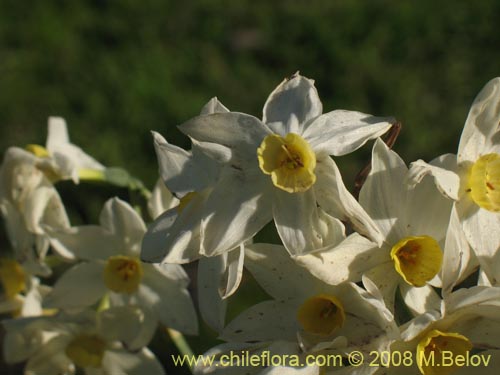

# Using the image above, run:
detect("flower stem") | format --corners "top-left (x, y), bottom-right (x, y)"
top-left (166, 328), bottom-right (195, 373)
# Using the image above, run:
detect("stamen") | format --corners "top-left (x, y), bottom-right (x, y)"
top-left (468, 153), bottom-right (500, 211)
top-left (65, 334), bottom-right (107, 368)
top-left (297, 294), bottom-right (345, 336)
top-left (103, 256), bottom-right (143, 294)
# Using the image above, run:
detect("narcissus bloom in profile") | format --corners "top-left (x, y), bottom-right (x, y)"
top-left (408, 77), bottom-right (500, 285)
top-left (295, 139), bottom-right (477, 313)
top-left (176, 73), bottom-right (394, 256)
top-left (2, 308), bottom-right (165, 375)
top-left (0, 147), bottom-right (70, 276)
top-left (44, 197), bottom-right (198, 337)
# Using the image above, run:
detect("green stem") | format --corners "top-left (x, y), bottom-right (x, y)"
top-left (166, 327), bottom-right (195, 373)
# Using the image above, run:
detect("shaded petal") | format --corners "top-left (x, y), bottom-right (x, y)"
top-left (200, 97), bottom-right (230, 115)
top-left (200, 169), bottom-right (273, 256)
top-left (458, 77), bottom-right (500, 163)
top-left (98, 306), bottom-right (157, 351)
top-left (407, 154), bottom-right (460, 200)
top-left (99, 198), bottom-right (146, 255)
top-left (460, 203), bottom-right (500, 285)
top-left (179, 112), bottom-right (272, 166)
top-left (139, 263), bottom-right (198, 335)
top-left (359, 139), bottom-right (408, 244)
top-left (220, 300), bottom-right (298, 342)
top-left (315, 156), bottom-right (384, 245)
top-left (44, 262), bottom-right (106, 309)
top-left (103, 348), bottom-right (165, 375)
top-left (245, 244), bottom-right (324, 301)
top-left (399, 283), bottom-right (441, 316)
top-left (197, 255), bottom-right (227, 333)
top-left (25, 334), bottom-right (73, 375)
top-left (303, 111), bottom-right (393, 156)
top-left (47, 225), bottom-right (122, 261)
top-left (46, 117), bottom-right (105, 182)
top-left (295, 233), bottom-right (385, 285)
top-left (221, 245), bottom-right (245, 298)
top-left (263, 73), bottom-right (322, 135)
top-left (364, 262), bottom-right (400, 313)
top-left (441, 206), bottom-right (478, 295)
top-left (153, 131), bottom-right (220, 195)
top-left (273, 188), bottom-right (344, 256)
top-left (147, 179), bottom-right (178, 220)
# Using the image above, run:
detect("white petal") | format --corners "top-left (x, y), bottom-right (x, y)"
top-left (314, 156), bottom-right (384, 245)
top-left (220, 300), bottom-right (298, 342)
top-left (142, 188), bottom-right (211, 264)
top-left (147, 179), bottom-right (178, 220)
top-left (263, 73), bottom-right (322, 135)
top-left (244, 243), bottom-right (324, 301)
top-left (197, 255), bottom-right (228, 333)
top-left (441, 206), bottom-right (478, 295)
top-left (407, 155), bottom-right (460, 200)
top-left (221, 245), bottom-right (245, 298)
top-left (303, 110), bottom-right (393, 156)
top-left (139, 263), bottom-right (198, 335)
top-left (458, 77), bottom-right (500, 163)
top-left (25, 334), bottom-right (74, 375)
top-left (273, 189), bottom-right (345, 256)
top-left (200, 169), bottom-right (273, 256)
top-left (295, 233), bottom-right (384, 285)
top-left (47, 225), bottom-right (122, 261)
top-left (44, 261), bottom-right (106, 309)
top-left (179, 112), bottom-right (272, 165)
top-left (100, 198), bottom-right (146, 255)
top-left (359, 139), bottom-right (408, 243)
top-left (102, 348), bottom-right (165, 375)
top-left (364, 262), bottom-right (400, 313)
top-left (200, 97), bottom-right (230, 115)
top-left (399, 283), bottom-right (441, 316)
top-left (152, 131), bottom-right (219, 194)
top-left (98, 306), bottom-right (157, 351)
top-left (460, 203), bottom-right (500, 285)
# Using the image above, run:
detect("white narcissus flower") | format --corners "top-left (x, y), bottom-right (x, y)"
top-left (295, 139), bottom-right (477, 313)
top-left (142, 98), bottom-right (247, 333)
top-left (44, 116), bottom-right (106, 183)
top-left (44, 197), bottom-right (198, 338)
top-left (177, 73), bottom-right (393, 256)
top-left (2, 308), bottom-right (165, 375)
top-left (0, 147), bottom-right (70, 276)
top-left (375, 286), bottom-right (500, 375)
top-left (408, 78), bottom-right (500, 285)
top-left (222, 244), bottom-right (398, 354)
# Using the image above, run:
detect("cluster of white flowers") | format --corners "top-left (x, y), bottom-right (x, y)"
top-left (1, 73), bottom-right (500, 375)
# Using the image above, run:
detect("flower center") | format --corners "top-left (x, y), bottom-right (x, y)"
top-left (0, 258), bottom-right (26, 299)
top-left (257, 133), bottom-right (316, 193)
top-left (417, 329), bottom-right (472, 375)
top-left (103, 255), bottom-right (143, 294)
top-left (297, 294), bottom-right (345, 335)
top-left (390, 236), bottom-right (443, 287)
top-left (467, 153), bottom-right (500, 211)
top-left (176, 191), bottom-right (198, 213)
top-left (65, 334), bottom-right (107, 368)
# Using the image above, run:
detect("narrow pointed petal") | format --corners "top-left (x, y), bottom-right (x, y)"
top-left (200, 97), bottom-right (230, 115)
top-left (221, 245), bottom-right (245, 299)
top-left (315, 156), bottom-right (384, 245)
top-left (263, 73), bottom-right (322, 135)
top-left (458, 77), bottom-right (500, 164)
top-left (359, 139), bottom-right (408, 243)
top-left (407, 154), bottom-right (460, 200)
top-left (197, 255), bottom-right (227, 333)
top-left (303, 111), bottom-right (393, 156)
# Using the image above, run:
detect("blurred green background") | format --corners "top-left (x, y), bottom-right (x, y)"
top-left (1, 0), bottom-right (499, 373)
